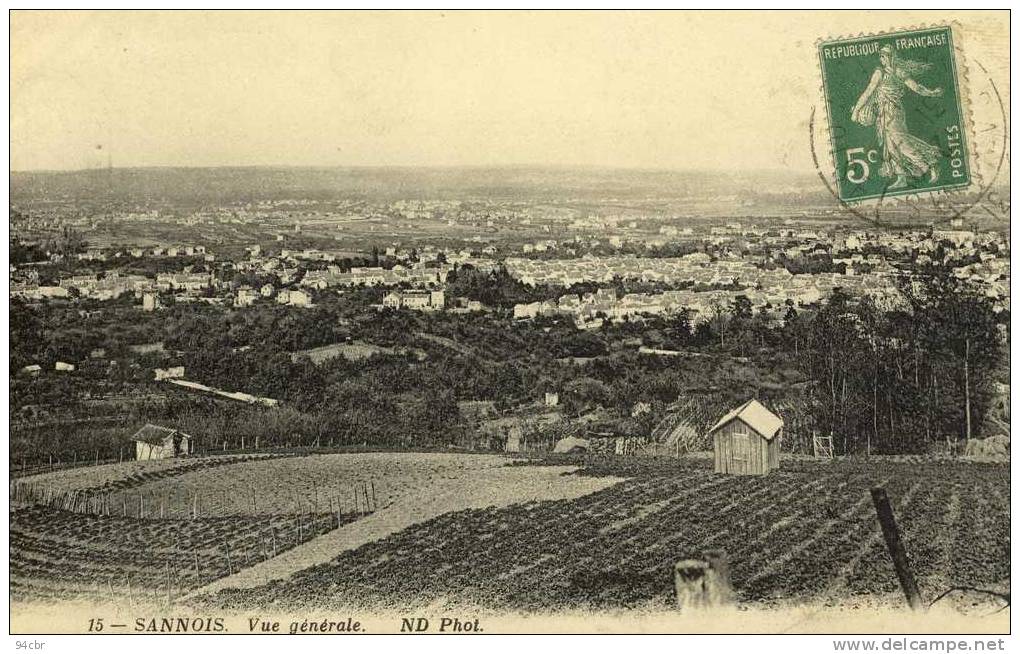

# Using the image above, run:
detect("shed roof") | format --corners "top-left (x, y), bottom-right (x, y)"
top-left (708, 399), bottom-right (783, 440)
top-left (132, 423), bottom-right (188, 445)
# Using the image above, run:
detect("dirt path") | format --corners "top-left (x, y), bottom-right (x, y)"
top-left (186, 463), bottom-right (621, 599)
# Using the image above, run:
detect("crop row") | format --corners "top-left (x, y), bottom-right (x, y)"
top-left (206, 460), bottom-right (1009, 612)
top-left (10, 505), bottom-right (357, 604)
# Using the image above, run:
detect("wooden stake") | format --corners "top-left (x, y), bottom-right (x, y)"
top-left (704, 549), bottom-right (733, 603)
top-left (870, 487), bottom-right (924, 611)
top-left (674, 556), bottom-right (732, 610)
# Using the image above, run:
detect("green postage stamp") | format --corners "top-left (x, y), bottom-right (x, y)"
top-left (818, 26), bottom-right (971, 203)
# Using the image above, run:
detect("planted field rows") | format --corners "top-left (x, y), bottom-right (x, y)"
top-left (10, 505), bottom-right (350, 604)
top-left (206, 458), bottom-right (1009, 612)
top-left (10, 452), bottom-right (511, 605)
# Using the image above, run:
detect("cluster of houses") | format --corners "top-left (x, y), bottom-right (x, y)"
top-left (233, 284), bottom-right (275, 307)
top-left (73, 244), bottom-right (212, 263)
top-left (231, 284), bottom-right (312, 308)
top-left (953, 259), bottom-right (1010, 312)
top-left (382, 289), bottom-right (446, 312)
top-left (378, 289), bottom-right (487, 313)
top-left (12, 271), bottom-right (221, 303)
top-left (504, 254), bottom-right (768, 286)
top-left (155, 272), bottom-right (213, 292)
top-left (512, 271), bottom-right (904, 327)
top-left (10, 219), bottom-right (1009, 323)
top-left (11, 272), bottom-right (158, 301)
top-left (276, 289), bottom-right (313, 307)
top-left (504, 247), bottom-right (917, 289)
top-left (302, 265), bottom-right (452, 289)
top-left (19, 361), bottom-right (76, 376)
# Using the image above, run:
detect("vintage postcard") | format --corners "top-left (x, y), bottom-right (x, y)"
top-left (7, 9), bottom-right (1010, 640)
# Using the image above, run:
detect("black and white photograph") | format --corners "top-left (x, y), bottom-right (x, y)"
top-left (7, 9), bottom-right (1011, 638)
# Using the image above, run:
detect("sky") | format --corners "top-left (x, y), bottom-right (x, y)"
top-left (10, 10), bottom-right (1010, 173)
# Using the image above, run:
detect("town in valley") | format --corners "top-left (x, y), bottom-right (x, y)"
top-left (9, 166), bottom-right (1009, 620)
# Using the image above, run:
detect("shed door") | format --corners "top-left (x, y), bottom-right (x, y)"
top-left (732, 432), bottom-right (749, 461)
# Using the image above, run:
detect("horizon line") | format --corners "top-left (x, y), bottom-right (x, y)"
top-left (10, 163), bottom-right (821, 177)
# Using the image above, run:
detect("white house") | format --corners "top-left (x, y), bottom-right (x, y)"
top-left (382, 289), bottom-right (445, 312)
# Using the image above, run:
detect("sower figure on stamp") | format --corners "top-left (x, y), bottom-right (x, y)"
top-left (851, 44), bottom-right (944, 190)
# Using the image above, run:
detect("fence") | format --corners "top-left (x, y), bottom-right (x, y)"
top-left (10, 478), bottom-right (379, 519)
top-left (10, 474), bottom-right (381, 608)
top-left (10, 449), bottom-right (128, 478)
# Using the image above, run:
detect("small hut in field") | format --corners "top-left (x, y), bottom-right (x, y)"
top-left (132, 424), bottom-right (193, 461)
top-left (708, 399), bottom-right (783, 475)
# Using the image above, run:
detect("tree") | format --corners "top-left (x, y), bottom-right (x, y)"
top-left (10, 299), bottom-right (46, 369)
top-left (781, 304), bottom-right (802, 355)
top-left (902, 271), bottom-right (1001, 445)
top-left (561, 377), bottom-right (611, 416)
top-left (801, 272), bottom-right (1004, 455)
top-left (729, 295), bottom-right (754, 356)
top-left (708, 302), bottom-right (729, 347)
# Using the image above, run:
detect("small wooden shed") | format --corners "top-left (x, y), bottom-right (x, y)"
top-left (709, 399), bottom-right (783, 476)
top-left (133, 424), bottom-right (193, 461)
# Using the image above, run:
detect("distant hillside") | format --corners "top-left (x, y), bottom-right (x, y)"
top-left (10, 166), bottom-right (827, 206)
top-left (10, 166), bottom-right (1007, 227)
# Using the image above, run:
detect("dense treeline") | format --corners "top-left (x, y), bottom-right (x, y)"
top-left (803, 271), bottom-right (1004, 454)
top-left (9, 261), bottom-right (1007, 458)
